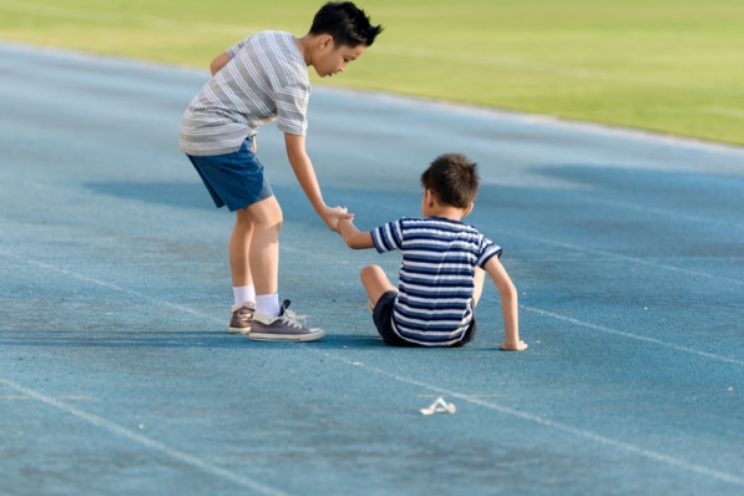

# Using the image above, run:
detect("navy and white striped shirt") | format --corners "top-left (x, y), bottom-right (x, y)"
top-left (372, 217), bottom-right (503, 346)
top-left (180, 31), bottom-right (310, 156)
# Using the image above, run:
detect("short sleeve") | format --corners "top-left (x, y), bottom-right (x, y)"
top-left (371, 220), bottom-right (404, 254)
top-left (276, 78), bottom-right (310, 136)
top-left (225, 37), bottom-right (251, 59)
top-left (476, 236), bottom-right (503, 268)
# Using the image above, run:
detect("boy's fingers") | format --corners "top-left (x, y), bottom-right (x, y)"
top-left (330, 206), bottom-right (353, 219)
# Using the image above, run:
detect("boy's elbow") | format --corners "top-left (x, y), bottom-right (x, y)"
top-left (497, 280), bottom-right (518, 301)
top-left (506, 282), bottom-right (518, 301)
top-left (347, 238), bottom-right (365, 250)
top-left (338, 231), bottom-right (356, 249)
top-left (349, 236), bottom-right (373, 250)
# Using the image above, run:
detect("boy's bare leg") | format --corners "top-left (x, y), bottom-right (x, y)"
top-left (472, 267), bottom-right (486, 308)
top-left (360, 265), bottom-right (397, 306)
top-left (228, 208), bottom-right (260, 334)
top-left (242, 196), bottom-right (282, 296)
top-left (230, 209), bottom-right (255, 288)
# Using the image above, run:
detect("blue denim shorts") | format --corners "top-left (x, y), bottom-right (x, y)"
top-left (186, 137), bottom-right (273, 211)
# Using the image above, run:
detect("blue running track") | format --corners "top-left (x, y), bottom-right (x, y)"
top-left (1, 43), bottom-right (743, 496)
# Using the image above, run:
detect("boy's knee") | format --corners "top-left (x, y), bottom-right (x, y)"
top-left (360, 264), bottom-right (374, 276)
top-left (234, 209), bottom-right (254, 232)
top-left (360, 264), bottom-right (380, 280)
top-left (263, 216), bottom-right (283, 231)
top-left (241, 200), bottom-right (283, 230)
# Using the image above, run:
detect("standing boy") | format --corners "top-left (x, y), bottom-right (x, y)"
top-left (338, 153), bottom-right (527, 350)
top-left (180, 2), bottom-right (382, 341)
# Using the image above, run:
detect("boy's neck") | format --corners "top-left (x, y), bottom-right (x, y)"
top-left (425, 206), bottom-right (466, 222)
top-left (293, 35), bottom-right (312, 66)
top-left (422, 189), bottom-right (472, 222)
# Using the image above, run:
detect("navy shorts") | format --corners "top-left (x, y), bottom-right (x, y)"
top-left (372, 290), bottom-right (478, 347)
top-left (186, 137), bottom-right (273, 211)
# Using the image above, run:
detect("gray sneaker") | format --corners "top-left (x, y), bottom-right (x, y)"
top-left (228, 302), bottom-right (255, 335)
top-left (250, 300), bottom-right (325, 342)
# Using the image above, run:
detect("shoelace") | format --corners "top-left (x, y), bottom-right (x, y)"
top-left (236, 308), bottom-right (253, 321)
top-left (279, 308), bottom-right (308, 329)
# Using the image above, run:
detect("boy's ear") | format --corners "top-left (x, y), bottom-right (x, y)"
top-left (462, 202), bottom-right (474, 218)
top-left (317, 34), bottom-right (334, 50)
top-left (424, 188), bottom-right (436, 207)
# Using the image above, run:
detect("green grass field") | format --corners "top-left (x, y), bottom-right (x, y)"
top-left (2, 0), bottom-right (744, 146)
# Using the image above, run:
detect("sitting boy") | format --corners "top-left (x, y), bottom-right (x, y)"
top-left (337, 153), bottom-right (527, 350)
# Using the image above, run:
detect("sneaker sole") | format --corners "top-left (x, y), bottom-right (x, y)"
top-left (249, 330), bottom-right (325, 342)
top-left (228, 327), bottom-right (251, 335)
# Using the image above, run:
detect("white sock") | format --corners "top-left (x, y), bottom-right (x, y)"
top-left (256, 294), bottom-right (280, 317)
top-left (233, 285), bottom-right (256, 307)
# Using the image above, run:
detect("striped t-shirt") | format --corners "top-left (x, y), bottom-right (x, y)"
top-left (180, 31), bottom-right (310, 156)
top-left (372, 216), bottom-right (503, 347)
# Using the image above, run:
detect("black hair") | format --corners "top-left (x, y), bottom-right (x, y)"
top-left (309, 2), bottom-right (383, 47)
top-left (420, 153), bottom-right (480, 208)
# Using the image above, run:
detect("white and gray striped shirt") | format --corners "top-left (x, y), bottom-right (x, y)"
top-left (180, 31), bottom-right (310, 156)
top-left (372, 217), bottom-right (503, 347)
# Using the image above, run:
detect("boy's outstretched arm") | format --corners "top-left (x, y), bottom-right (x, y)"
top-left (338, 218), bottom-right (374, 249)
top-left (285, 133), bottom-right (351, 232)
top-left (484, 256), bottom-right (528, 351)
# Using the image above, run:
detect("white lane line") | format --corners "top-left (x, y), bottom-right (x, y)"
top-left (0, 378), bottom-right (294, 496)
top-left (510, 232), bottom-right (744, 287)
top-left (1, 237), bottom-right (740, 366)
top-left (5, 250), bottom-right (744, 487)
top-left (9, 255), bottom-right (220, 321)
top-left (308, 349), bottom-right (744, 488)
top-left (521, 305), bottom-right (744, 367)
top-left (585, 197), bottom-right (744, 231)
